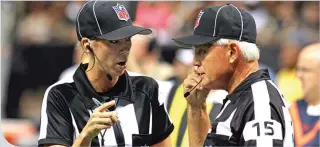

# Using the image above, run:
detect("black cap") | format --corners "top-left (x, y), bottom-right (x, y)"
top-left (76, 1), bottom-right (152, 41)
top-left (173, 4), bottom-right (257, 48)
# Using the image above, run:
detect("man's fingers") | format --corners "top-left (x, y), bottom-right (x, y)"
top-left (190, 77), bottom-right (202, 85)
top-left (184, 76), bottom-right (202, 90)
top-left (94, 100), bottom-right (115, 113)
top-left (189, 73), bottom-right (202, 83)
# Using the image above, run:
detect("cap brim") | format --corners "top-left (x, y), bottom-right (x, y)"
top-left (96, 25), bottom-right (152, 40)
top-left (172, 34), bottom-right (219, 48)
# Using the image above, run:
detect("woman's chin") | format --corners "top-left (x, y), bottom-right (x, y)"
top-left (114, 69), bottom-right (126, 76)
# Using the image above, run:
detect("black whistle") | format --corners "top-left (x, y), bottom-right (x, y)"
top-left (183, 79), bottom-right (202, 98)
top-left (184, 92), bottom-right (191, 98)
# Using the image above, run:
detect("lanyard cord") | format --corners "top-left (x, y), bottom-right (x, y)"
top-left (90, 98), bottom-right (125, 147)
top-left (89, 109), bottom-right (107, 147)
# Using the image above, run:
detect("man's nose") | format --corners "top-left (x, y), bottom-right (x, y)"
top-left (193, 61), bottom-right (204, 74)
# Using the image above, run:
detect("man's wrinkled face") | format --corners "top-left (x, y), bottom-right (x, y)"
top-left (193, 43), bottom-right (233, 90)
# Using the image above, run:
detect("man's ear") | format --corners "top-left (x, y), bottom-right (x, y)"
top-left (228, 42), bottom-right (240, 64)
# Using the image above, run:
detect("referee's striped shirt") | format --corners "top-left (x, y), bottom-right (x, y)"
top-left (204, 69), bottom-right (294, 147)
top-left (38, 64), bottom-right (173, 147)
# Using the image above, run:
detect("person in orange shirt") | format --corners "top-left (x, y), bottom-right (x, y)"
top-left (290, 43), bottom-right (320, 147)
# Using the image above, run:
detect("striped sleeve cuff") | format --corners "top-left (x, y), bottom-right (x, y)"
top-left (38, 138), bottom-right (72, 147)
top-left (151, 123), bottom-right (174, 145)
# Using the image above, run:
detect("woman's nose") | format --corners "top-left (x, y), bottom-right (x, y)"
top-left (120, 40), bottom-right (131, 50)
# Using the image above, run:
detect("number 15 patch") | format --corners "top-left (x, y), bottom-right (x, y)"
top-left (243, 120), bottom-right (283, 141)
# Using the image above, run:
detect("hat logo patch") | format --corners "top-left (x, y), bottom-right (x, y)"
top-left (194, 10), bottom-right (204, 29)
top-left (112, 3), bottom-right (130, 21)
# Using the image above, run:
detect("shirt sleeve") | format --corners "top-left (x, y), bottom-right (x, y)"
top-left (241, 103), bottom-right (286, 147)
top-left (38, 86), bottom-right (74, 146)
top-left (150, 79), bottom-right (174, 145)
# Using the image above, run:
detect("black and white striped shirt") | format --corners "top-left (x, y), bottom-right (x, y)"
top-left (38, 64), bottom-right (174, 147)
top-left (204, 69), bottom-right (294, 147)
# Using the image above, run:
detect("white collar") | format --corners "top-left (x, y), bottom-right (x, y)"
top-left (307, 104), bottom-right (320, 116)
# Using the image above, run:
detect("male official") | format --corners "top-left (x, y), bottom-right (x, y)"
top-left (173, 4), bottom-right (294, 146)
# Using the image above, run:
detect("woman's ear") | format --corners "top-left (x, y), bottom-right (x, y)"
top-left (80, 38), bottom-right (91, 53)
top-left (228, 42), bottom-right (240, 64)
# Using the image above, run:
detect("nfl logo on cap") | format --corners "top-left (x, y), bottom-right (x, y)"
top-left (112, 3), bottom-right (130, 21)
top-left (194, 10), bottom-right (204, 29)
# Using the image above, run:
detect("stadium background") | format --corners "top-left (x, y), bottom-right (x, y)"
top-left (1, 1), bottom-right (319, 146)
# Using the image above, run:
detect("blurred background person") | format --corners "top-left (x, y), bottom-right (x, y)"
top-left (129, 35), bottom-right (174, 80)
top-left (4, 1), bottom-right (76, 119)
top-left (58, 42), bottom-right (88, 80)
top-left (276, 28), bottom-right (317, 104)
top-left (167, 48), bottom-right (194, 84)
top-left (290, 43), bottom-right (320, 147)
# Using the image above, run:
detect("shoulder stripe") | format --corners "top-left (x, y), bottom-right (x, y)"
top-left (267, 80), bottom-right (289, 108)
top-left (251, 80), bottom-right (272, 146)
top-left (251, 80), bottom-right (271, 120)
top-left (70, 109), bottom-right (80, 141)
top-left (215, 100), bottom-right (231, 119)
top-left (216, 108), bottom-right (237, 137)
top-left (38, 77), bottom-right (74, 140)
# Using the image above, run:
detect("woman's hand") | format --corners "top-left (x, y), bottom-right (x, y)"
top-left (81, 100), bottom-right (119, 140)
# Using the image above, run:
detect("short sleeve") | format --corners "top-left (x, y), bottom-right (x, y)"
top-left (38, 87), bottom-right (74, 146)
top-left (241, 103), bottom-right (286, 147)
top-left (150, 80), bottom-right (174, 145)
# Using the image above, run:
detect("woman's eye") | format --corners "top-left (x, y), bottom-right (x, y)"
top-left (109, 37), bottom-right (130, 43)
top-left (110, 40), bottom-right (119, 44)
top-left (125, 37), bottom-right (131, 41)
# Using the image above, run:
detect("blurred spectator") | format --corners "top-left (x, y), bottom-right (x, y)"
top-left (165, 1), bottom-right (203, 37)
top-left (59, 42), bottom-right (86, 80)
top-left (276, 27), bottom-right (318, 104)
top-left (16, 2), bottom-right (75, 45)
top-left (1, 1), bottom-right (21, 117)
top-left (16, 2), bottom-right (52, 45)
top-left (134, 1), bottom-right (174, 45)
top-left (290, 43), bottom-right (320, 147)
top-left (299, 1), bottom-right (319, 32)
top-left (65, 1), bottom-right (86, 23)
top-left (167, 48), bottom-right (194, 84)
top-left (135, 2), bottom-right (173, 31)
top-left (5, 2), bottom-right (76, 118)
top-left (126, 34), bottom-right (151, 73)
top-left (259, 62), bottom-right (276, 82)
top-left (129, 35), bottom-right (174, 80)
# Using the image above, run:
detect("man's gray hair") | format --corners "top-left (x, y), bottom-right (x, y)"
top-left (215, 38), bottom-right (260, 61)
